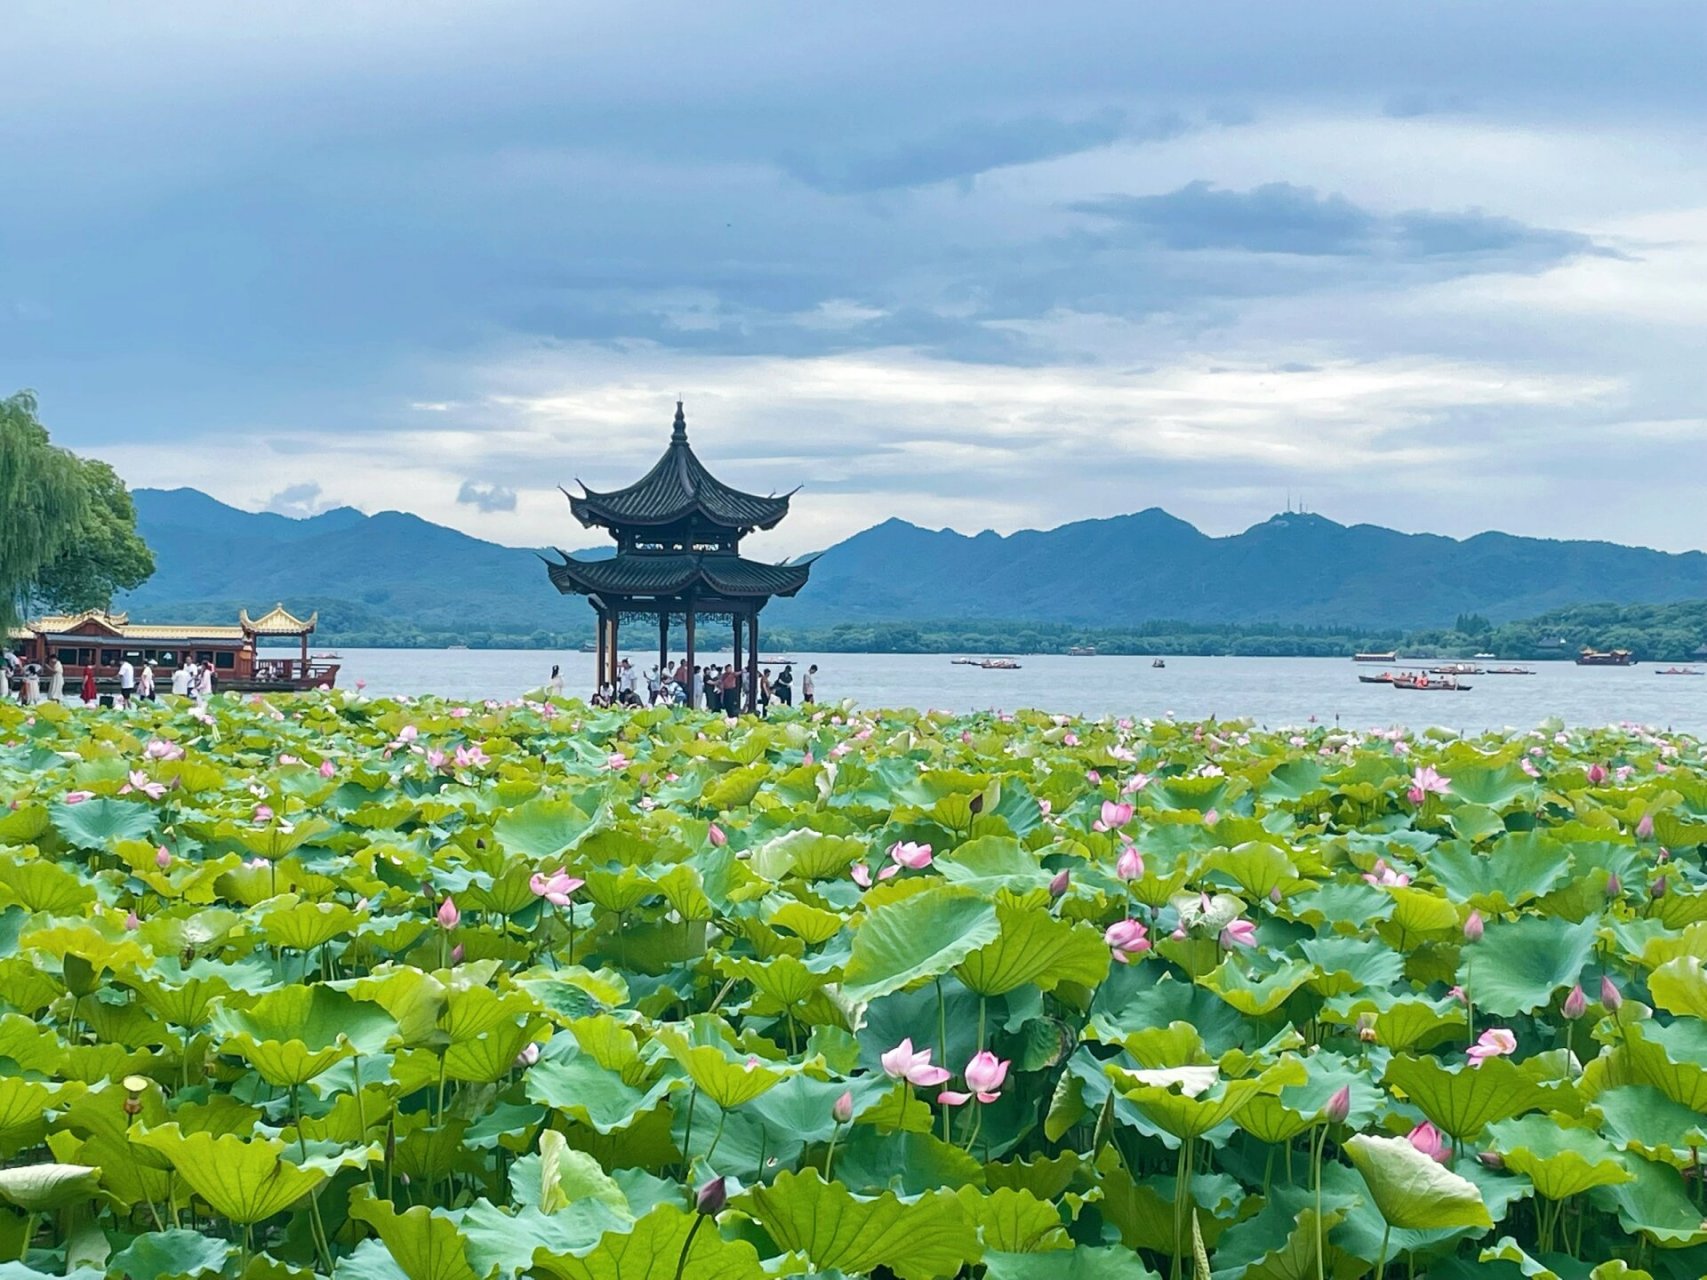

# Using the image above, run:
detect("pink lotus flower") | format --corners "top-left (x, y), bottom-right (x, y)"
top-left (1636, 813), bottom-right (1655, 840)
top-left (124, 910), bottom-right (140, 930)
top-left (708, 822), bottom-right (727, 847)
top-left (144, 739), bottom-right (184, 761)
top-left (1407, 1120), bottom-right (1448, 1163)
top-left (963, 1050), bottom-right (1010, 1101)
top-left (1062, 732), bottom-right (1079, 747)
top-left (1586, 763), bottom-right (1608, 785)
top-left (454, 744), bottom-right (489, 769)
top-left (1219, 918), bottom-right (1258, 949)
top-left (514, 1042), bottom-right (541, 1068)
top-left (606, 752), bottom-right (629, 771)
top-left (1203, 808), bottom-right (1219, 826)
top-left (530, 868), bottom-right (584, 907)
top-left (121, 771), bottom-right (167, 801)
top-left (1463, 910), bottom-right (1484, 942)
top-left (1037, 799), bottom-right (1052, 817)
top-left (1362, 859), bottom-right (1410, 888)
top-left (1411, 765), bottom-right (1451, 797)
top-left (319, 759), bottom-right (336, 779)
top-left (1467, 1027), bottom-right (1517, 1067)
top-left (436, 895), bottom-right (460, 930)
top-left (1521, 758), bottom-right (1540, 778)
top-left (253, 804), bottom-right (274, 824)
top-left (803, 749), bottom-right (814, 766)
top-left (851, 862), bottom-right (898, 888)
top-left (1122, 772), bottom-right (1153, 794)
top-left (1105, 918), bottom-right (1151, 963)
top-left (1096, 800), bottom-right (1134, 831)
top-left (1116, 845), bottom-right (1145, 881)
top-left (279, 755), bottom-right (300, 766)
top-left (63, 791), bottom-right (94, 805)
top-left (889, 841), bottom-right (934, 870)
top-left (1086, 769), bottom-right (1101, 784)
top-left (880, 1038), bottom-right (951, 1087)
top-left (356, 679), bottom-right (367, 691)
top-left (425, 748), bottom-right (448, 770)
top-left (155, 846), bottom-right (172, 869)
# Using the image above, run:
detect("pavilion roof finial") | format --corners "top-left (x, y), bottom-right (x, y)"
top-left (671, 400), bottom-right (688, 444)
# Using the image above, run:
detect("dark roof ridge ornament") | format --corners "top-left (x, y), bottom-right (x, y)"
top-left (671, 400), bottom-right (688, 444)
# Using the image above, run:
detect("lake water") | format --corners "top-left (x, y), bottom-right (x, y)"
top-left (323, 649), bottom-right (1707, 735)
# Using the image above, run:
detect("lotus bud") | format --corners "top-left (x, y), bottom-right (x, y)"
top-left (155, 845), bottom-right (172, 868)
top-left (1636, 813), bottom-right (1655, 840)
top-left (1606, 873), bottom-right (1622, 899)
top-left (1562, 984), bottom-right (1587, 1020)
top-left (1587, 763), bottom-right (1608, 785)
top-left (1651, 876), bottom-right (1668, 899)
top-left (1463, 910), bottom-right (1484, 942)
top-left (436, 895), bottom-right (460, 930)
top-left (708, 822), bottom-right (727, 847)
top-left (450, 944), bottom-right (464, 964)
top-left (1321, 1085), bottom-right (1351, 1125)
top-left (696, 1175), bottom-right (727, 1216)
top-left (1268, 885), bottom-right (1282, 905)
top-left (124, 910), bottom-right (140, 930)
top-left (1356, 1012), bottom-right (1378, 1043)
top-left (1657, 847), bottom-right (1670, 864)
top-left (1600, 976), bottom-right (1623, 1011)
top-left (832, 1090), bottom-right (854, 1125)
top-left (969, 793), bottom-right (984, 815)
top-left (1048, 869), bottom-right (1070, 899)
top-left (514, 1043), bottom-right (541, 1068)
top-left (1478, 1150), bottom-right (1506, 1171)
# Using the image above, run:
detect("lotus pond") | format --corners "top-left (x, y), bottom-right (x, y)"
top-left (1, 693), bottom-right (1705, 1280)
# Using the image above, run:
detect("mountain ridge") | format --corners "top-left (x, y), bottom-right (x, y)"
top-left (114, 488), bottom-right (1707, 638)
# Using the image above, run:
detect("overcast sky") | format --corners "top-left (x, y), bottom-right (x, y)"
top-left (4, 2), bottom-right (1703, 558)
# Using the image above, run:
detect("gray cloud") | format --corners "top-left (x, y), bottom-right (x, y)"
top-left (456, 481), bottom-right (518, 513)
top-left (263, 482), bottom-right (326, 517)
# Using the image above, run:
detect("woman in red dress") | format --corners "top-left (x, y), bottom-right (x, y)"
top-left (80, 666), bottom-right (98, 705)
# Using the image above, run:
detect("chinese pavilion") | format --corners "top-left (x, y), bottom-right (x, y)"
top-left (545, 402), bottom-right (812, 708)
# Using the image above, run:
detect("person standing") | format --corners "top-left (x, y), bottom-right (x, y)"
top-left (117, 657), bottom-right (136, 709)
top-left (802, 663), bottom-right (817, 704)
top-left (197, 663), bottom-right (215, 701)
top-left (718, 664), bottom-right (738, 715)
top-left (80, 666), bottom-right (98, 706)
top-left (758, 667), bottom-right (773, 717)
top-left (0, 655), bottom-right (9, 703)
top-left (171, 662), bottom-right (191, 698)
top-left (137, 662), bottom-right (155, 702)
top-left (48, 656), bottom-right (64, 702)
top-left (775, 665), bottom-right (793, 707)
top-left (548, 664), bottom-right (564, 697)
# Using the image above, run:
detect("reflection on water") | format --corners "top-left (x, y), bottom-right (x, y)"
top-left (323, 649), bottom-right (1707, 735)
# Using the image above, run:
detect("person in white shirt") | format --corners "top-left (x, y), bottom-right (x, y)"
top-left (197, 664), bottom-right (215, 700)
top-left (617, 659), bottom-right (637, 699)
top-left (48, 658), bottom-right (64, 702)
top-left (802, 664), bottom-right (817, 704)
top-left (548, 664), bottom-right (564, 697)
top-left (117, 659), bottom-right (135, 708)
top-left (171, 663), bottom-right (191, 697)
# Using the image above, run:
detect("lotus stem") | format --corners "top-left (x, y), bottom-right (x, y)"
top-left (1312, 1124), bottom-right (1328, 1280)
top-left (671, 1212), bottom-right (706, 1280)
top-left (1373, 1222), bottom-right (1392, 1280)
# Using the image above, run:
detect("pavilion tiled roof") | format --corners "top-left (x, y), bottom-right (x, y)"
top-left (568, 403), bottom-right (794, 533)
top-left (545, 551), bottom-right (814, 600)
top-left (240, 604), bottom-right (318, 635)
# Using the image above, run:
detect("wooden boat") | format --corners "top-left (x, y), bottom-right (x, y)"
top-left (1358, 672), bottom-right (1397, 684)
top-left (1482, 666), bottom-right (1535, 676)
top-left (1577, 648), bottom-right (1636, 666)
top-left (950, 658), bottom-right (981, 666)
top-left (979, 659), bottom-right (1022, 670)
top-left (1429, 663), bottom-right (1482, 676)
top-left (1391, 673), bottom-right (1471, 691)
top-left (1068, 645), bottom-right (1098, 657)
top-left (12, 606), bottom-right (339, 692)
top-left (1354, 652), bottom-right (1398, 663)
top-left (1152, 659), bottom-right (1166, 668)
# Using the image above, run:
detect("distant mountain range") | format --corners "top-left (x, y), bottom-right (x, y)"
top-left (116, 488), bottom-right (1707, 641)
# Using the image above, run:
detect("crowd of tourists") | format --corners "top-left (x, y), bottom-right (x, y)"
top-left (560, 656), bottom-right (818, 715)
top-left (1, 648), bottom-right (216, 708)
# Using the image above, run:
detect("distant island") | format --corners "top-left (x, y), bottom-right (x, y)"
top-left (115, 488), bottom-right (1707, 660)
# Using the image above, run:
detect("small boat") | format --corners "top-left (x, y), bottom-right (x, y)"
top-left (1483, 666), bottom-right (1535, 676)
top-left (447, 643), bottom-right (469, 650)
top-left (1656, 667), bottom-right (1704, 676)
top-left (1429, 663), bottom-right (1482, 676)
top-left (1354, 652), bottom-right (1398, 663)
top-left (1577, 648), bottom-right (1637, 666)
top-left (1391, 673), bottom-right (1471, 691)
top-left (1068, 645), bottom-right (1098, 657)
top-left (979, 658), bottom-right (1022, 670)
top-left (1359, 672), bottom-right (1397, 685)
top-left (579, 641), bottom-right (598, 653)
top-left (950, 658), bottom-right (982, 666)
top-left (1152, 659), bottom-right (1166, 668)
top-left (1473, 652), bottom-right (1497, 660)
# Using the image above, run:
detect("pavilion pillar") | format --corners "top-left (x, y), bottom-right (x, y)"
top-left (658, 610), bottom-right (669, 685)
top-left (684, 602), bottom-right (697, 709)
top-left (300, 631), bottom-right (309, 678)
top-left (747, 612), bottom-right (760, 713)
top-left (594, 607), bottom-right (608, 693)
top-left (608, 613), bottom-right (621, 689)
top-left (731, 613), bottom-right (743, 712)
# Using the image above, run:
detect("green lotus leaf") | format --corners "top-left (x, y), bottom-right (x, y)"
top-left (232, 815), bottom-right (333, 862)
top-left (1199, 958), bottom-right (1314, 1016)
top-left (0, 855), bottom-right (95, 914)
top-left (767, 900), bottom-right (845, 945)
top-left (347, 1188), bottom-right (485, 1280)
top-left (1444, 763), bottom-right (1532, 810)
top-left (982, 1246), bottom-right (1162, 1279)
top-left (952, 1184), bottom-right (1069, 1253)
top-left (1588, 1152), bottom-right (1707, 1248)
top-left (1343, 1134), bottom-right (1493, 1231)
top-left (1486, 1114), bottom-right (1634, 1201)
top-left (0, 1162), bottom-right (101, 1212)
top-left (830, 1125), bottom-right (985, 1195)
top-left (654, 1027), bottom-right (783, 1109)
top-left (212, 985), bottom-right (398, 1086)
top-left (260, 897), bottom-right (358, 952)
top-left (0, 803), bottom-right (51, 847)
top-left (1622, 1015), bottom-right (1707, 1111)
top-left (1299, 936), bottom-right (1403, 999)
top-left (745, 829), bottom-right (865, 882)
top-left (1593, 1085), bottom-right (1707, 1165)
top-left (953, 895), bottom-right (1111, 996)
top-left (1209, 1185), bottom-right (1355, 1280)
top-left (840, 885), bottom-right (1000, 1005)
top-left (107, 1229), bottom-right (235, 1280)
top-left (1647, 955), bottom-right (1707, 1020)
top-left (739, 1168), bottom-right (980, 1280)
top-left (531, 1202), bottom-right (764, 1280)
top-left (1383, 1054), bottom-right (1549, 1141)
top-left (1426, 836), bottom-right (1572, 913)
top-left (525, 1053), bottom-right (679, 1134)
top-left (937, 835), bottom-right (1051, 894)
top-left (133, 1128), bottom-right (325, 1223)
top-left (493, 798), bottom-right (596, 860)
top-left (1477, 1236), bottom-right (1574, 1279)
top-left (1458, 914), bottom-right (1599, 1017)
top-left (52, 797), bottom-right (157, 849)
top-left (720, 953), bottom-right (824, 1009)
top-left (1110, 1057), bottom-right (1305, 1141)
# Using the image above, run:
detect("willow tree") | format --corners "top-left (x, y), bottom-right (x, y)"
top-left (0, 391), bottom-right (153, 638)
